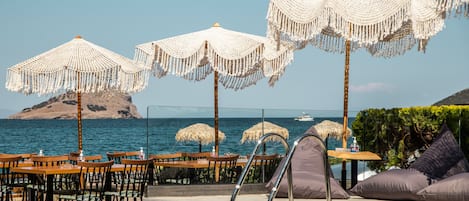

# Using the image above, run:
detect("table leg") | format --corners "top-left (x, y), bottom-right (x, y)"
top-left (341, 161), bottom-right (347, 189)
top-left (45, 175), bottom-right (53, 201)
top-left (351, 160), bottom-right (358, 188)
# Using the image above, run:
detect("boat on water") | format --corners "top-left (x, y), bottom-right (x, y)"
top-left (294, 112), bottom-right (314, 121)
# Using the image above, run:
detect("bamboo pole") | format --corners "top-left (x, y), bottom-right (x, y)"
top-left (77, 74), bottom-right (83, 151)
top-left (214, 70), bottom-right (219, 156)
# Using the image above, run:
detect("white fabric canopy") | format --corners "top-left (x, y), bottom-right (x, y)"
top-left (6, 36), bottom-right (150, 95)
top-left (267, 0), bottom-right (468, 57)
top-left (135, 24), bottom-right (294, 89)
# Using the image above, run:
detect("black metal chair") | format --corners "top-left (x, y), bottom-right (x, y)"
top-left (28, 155), bottom-right (70, 201)
top-left (150, 152), bottom-right (187, 185)
top-left (245, 154), bottom-right (281, 183)
top-left (0, 155), bottom-right (22, 201)
top-left (105, 159), bottom-right (152, 201)
top-left (59, 160), bottom-right (114, 201)
top-left (205, 154), bottom-right (240, 184)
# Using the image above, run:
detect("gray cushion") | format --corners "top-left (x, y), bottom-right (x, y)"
top-left (409, 124), bottom-right (469, 180)
top-left (417, 172), bottom-right (469, 201)
top-left (265, 135), bottom-right (349, 199)
top-left (350, 168), bottom-right (430, 200)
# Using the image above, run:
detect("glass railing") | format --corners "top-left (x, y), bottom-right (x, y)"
top-left (145, 105), bottom-right (359, 156)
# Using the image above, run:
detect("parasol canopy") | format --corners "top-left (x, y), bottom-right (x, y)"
top-left (175, 123), bottom-right (226, 152)
top-left (5, 36), bottom-right (150, 151)
top-left (266, 0), bottom-right (468, 149)
top-left (135, 23), bottom-right (294, 155)
top-left (311, 120), bottom-right (352, 141)
top-left (241, 121), bottom-right (289, 144)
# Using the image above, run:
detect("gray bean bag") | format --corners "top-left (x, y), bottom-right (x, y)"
top-left (265, 134), bottom-right (349, 199)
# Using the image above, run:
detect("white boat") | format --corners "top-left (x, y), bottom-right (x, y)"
top-left (294, 112), bottom-right (314, 121)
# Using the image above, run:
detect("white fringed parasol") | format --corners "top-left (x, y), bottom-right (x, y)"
top-left (135, 23), bottom-right (294, 155)
top-left (266, 0), bottom-right (468, 149)
top-left (5, 36), bottom-right (150, 151)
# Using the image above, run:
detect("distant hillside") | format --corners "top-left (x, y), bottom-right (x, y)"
top-left (9, 91), bottom-right (142, 119)
top-left (433, 88), bottom-right (469, 106)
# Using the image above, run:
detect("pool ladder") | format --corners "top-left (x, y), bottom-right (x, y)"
top-left (230, 133), bottom-right (331, 201)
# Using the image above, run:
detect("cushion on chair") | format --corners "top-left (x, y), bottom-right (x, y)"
top-left (416, 172), bottom-right (469, 201)
top-left (265, 135), bottom-right (349, 199)
top-left (350, 168), bottom-right (430, 200)
top-left (409, 124), bottom-right (469, 180)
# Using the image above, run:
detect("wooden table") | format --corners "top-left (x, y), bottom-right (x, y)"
top-left (11, 164), bottom-right (126, 201)
top-left (153, 158), bottom-right (250, 169)
top-left (327, 150), bottom-right (381, 189)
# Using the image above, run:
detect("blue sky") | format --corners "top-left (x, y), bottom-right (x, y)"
top-left (1, 0), bottom-right (468, 118)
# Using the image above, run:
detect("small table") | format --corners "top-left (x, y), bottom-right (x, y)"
top-left (327, 150), bottom-right (381, 189)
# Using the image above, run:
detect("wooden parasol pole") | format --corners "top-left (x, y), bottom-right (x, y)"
top-left (212, 22), bottom-right (220, 156)
top-left (342, 39), bottom-right (351, 149)
top-left (341, 24), bottom-right (352, 189)
top-left (214, 70), bottom-right (219, 156)
top-left (77, 74), bottom-right (83, 151)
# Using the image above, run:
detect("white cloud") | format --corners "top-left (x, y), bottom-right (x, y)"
top-left (350, 82), bottom-right (394, 93)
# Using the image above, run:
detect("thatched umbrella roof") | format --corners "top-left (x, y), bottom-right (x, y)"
top-left (307, 120), bottom-right (352, 141)
top-left (175, 123), bottom-right (226, 145)
top-left (241, 121), bottom-right (289, 144)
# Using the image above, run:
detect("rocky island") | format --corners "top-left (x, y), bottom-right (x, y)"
top-left (9, 91), bottom-right (142, 119)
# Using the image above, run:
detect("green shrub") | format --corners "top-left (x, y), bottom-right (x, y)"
top-left (352, 106), bottom-right (469, 171)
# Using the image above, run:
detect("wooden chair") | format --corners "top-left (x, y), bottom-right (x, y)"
top-left (68, 155), bottom-right (102, 165)
top-left (105, 159), bottom-right (152, 201)
top-left (245, 154), bottom-right (281, 183)
top-left (150, 153), bottom-right (187, 185)
top-left (0, 155), bottom-right (22, 201)
top-left (59, 160), bottom-right (114, 201)
top-left (29, 155), bottom-right (70, 201)
top-left (124, 151), bottom-right (141, 160)
top-left (106, 152), bottom-right (127, 164)
top-left (107, 151), bottom-right (141, 164)
top-left (185, 152), bottom-right (211, 160)
top-left (205, 154), bottom-right (240, 184)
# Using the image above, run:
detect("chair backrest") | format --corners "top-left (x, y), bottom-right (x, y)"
top-left (207, 154), bottom-right (240, 184)
top-left (118, 159), bottom-right (153, 199)
top-left (76, 160), bottom-right (114, 201)
top-left (106, 152), bottom-right (126, 164)
top-left (31, 155), bottom-right (69, 166)
top-left (246, 154), bottom-right (281, 183)
top-left (186, 152), bottom-right (211, 160)
top-left (69, 154), bottom-right (103, 165)
top-left (0, 156), bottom-right (22, 187)
top-left (125, 151), bottom-right (141, 160)
top-left (150, 152), bottom-right (185, 162)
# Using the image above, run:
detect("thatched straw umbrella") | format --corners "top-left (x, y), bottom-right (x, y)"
top-left (241, 121), bottom-right (289, 153)
top-left (175, 123), bottom-right (226, 152)
top-left (310, 120), bottom-right (352, 141)
top-left (241, 121), bottom-right (289, 144)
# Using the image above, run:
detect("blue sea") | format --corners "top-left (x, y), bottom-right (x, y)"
top-left (1, 117), bottom-right (370, 179)
top-left (0, 117), bottom-right (353, 157)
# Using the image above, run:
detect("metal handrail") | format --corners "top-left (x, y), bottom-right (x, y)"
top-left (230, 133), bottom-right (291, 201)
top-left (267, 133), bottom-right (331, 201)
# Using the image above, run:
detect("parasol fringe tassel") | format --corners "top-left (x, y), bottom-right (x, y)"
top-left (266, 0), bottom-right (326, 42)
top-left (268, 0), bottom-right (449, 45)
top-left (6, 65), bottom-right (150, 96)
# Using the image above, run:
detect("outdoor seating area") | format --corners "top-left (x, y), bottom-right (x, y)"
top-left (1, 0), bottom-right (468, 201)
top-left (0, 148), bottom-right (288, 201)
